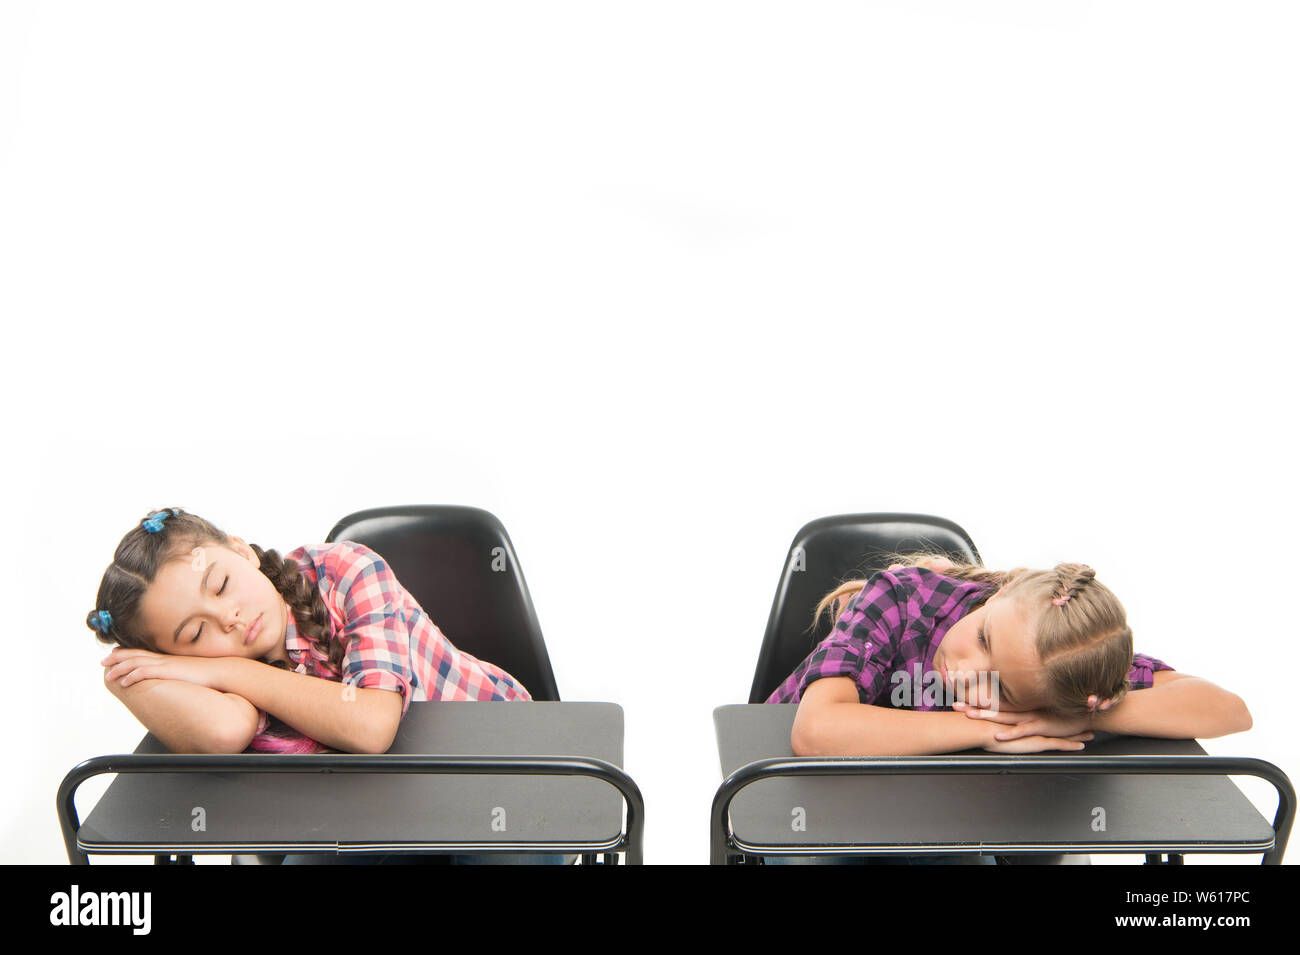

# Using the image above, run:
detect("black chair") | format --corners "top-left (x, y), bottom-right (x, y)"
top-left (234, 504), bottom-right (563, 865)
top-left (326, 504), bottom-right (560, 701)
top-left (748, 512), bottom-right (981, 704)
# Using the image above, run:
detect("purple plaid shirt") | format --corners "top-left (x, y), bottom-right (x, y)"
top-left (247, 541), bottom-right (530, 753)
top-left (766, 567), bottom-right (1173, 707)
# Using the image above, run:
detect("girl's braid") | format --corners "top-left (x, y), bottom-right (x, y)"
top-left (250, 543), bottom-right (345, 677)
top-left (1053, 563), bottom-right (1096, 606)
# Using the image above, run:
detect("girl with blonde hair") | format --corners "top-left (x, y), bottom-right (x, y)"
top-left (771, 553), bottom-right (1251, 757)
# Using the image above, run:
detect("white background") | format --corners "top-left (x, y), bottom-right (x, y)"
top-left (1, 1), bottom-right (1295, 865)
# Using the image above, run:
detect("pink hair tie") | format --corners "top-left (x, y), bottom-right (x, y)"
top-left (1052, 593), bottom-right (1071, 606)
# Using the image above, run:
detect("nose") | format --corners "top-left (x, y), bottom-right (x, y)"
top-left (950, 663), bottom-right (991, 707)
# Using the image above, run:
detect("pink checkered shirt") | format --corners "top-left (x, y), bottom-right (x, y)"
top-left (248, 541), bottom-right (531, 753)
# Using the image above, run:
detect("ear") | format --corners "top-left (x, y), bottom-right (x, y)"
top-left (229, 536), bottom-right (259, 568)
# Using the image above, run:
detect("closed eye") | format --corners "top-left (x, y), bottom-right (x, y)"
top-left (979, 623), bottom-right (1016, 706)
top-left (192, 576), bottom-right (230, 642)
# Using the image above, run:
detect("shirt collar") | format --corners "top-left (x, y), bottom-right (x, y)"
top-left (283, 598), bottom-right (312, 655)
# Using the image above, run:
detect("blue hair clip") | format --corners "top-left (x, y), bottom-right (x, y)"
top-left (91, 609), bottom-right (113, 633)
top-left (141, 509), bottom-right (178, 534)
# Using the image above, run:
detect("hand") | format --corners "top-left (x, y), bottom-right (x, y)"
top-left (101, 647), bottom-right (226, 691)
top-left (955, 692), bottom-right (1116, 737)
top-left (957, 701), bottom-right (1096, 752)
top-left (956, 701), bottom-right (1093, 739)
top-left (978, 730), bottom-right (1096, 754)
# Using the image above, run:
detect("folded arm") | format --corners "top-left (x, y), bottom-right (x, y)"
top-left (1088, 670), bottom-right (1252, 739)
top-left (790, 676), bottom-right (1093, 756)
top-left (104, 670), bottom-right (260, 754)
top-left (103, 649), bottom-right (404, 754)
top-left (207, 657), bottom-right (403, 754)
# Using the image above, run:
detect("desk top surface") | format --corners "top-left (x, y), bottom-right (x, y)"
top-left (714, 704), bottom-right (1275, 854)
top-left (78, 701), bottom-right (626, 854)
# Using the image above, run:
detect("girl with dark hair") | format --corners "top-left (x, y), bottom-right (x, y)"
top-left (89, 508), bottom-right (531, 757)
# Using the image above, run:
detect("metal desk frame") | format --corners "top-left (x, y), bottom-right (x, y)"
top-left (711, 754), bottom-right (1294, 865)
top-left (60, 753), bottom-right (644, 865)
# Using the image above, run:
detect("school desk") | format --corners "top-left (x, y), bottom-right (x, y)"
top-left (58, 701), bottom-right (643, 864)
top-left (711, 704), bottom-right (1293, 865)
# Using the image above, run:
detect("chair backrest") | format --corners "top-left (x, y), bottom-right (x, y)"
top-left (748, 513), bottom-right (982, 704)
top-left (325, 504), bottom-right (561, 702)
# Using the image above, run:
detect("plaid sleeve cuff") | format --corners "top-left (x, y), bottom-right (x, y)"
top-left (789, 641), bottom-right (892, 704)
top-left (1128, 652), bottom-right (1175, 690)
top-left (344, 669), bottom-right (412, 716)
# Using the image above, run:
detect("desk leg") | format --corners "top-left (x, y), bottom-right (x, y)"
top-left (603, 853), bottom-right (617, 865)
top-left (581, 853), bottom-right (597, 865)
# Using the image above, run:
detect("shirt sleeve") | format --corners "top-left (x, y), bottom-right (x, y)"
top-left (779, 571), bottom-right (909, 704)
top-left (1128, 652), bottom-right (1175, 690)
top-left (328, 542), bottom-right (415, 716)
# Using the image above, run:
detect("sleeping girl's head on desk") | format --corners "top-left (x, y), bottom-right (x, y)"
top-left (929, 558), bottom-right (1132, 719)
top-left (811, 553), bottom-right (1134, 719)
top-left (87, 506), bottom-right (533, 756)
top-left (86, 507), bottom-right (337, 673)
top-left (784, 550), bottom-right (1251, 757)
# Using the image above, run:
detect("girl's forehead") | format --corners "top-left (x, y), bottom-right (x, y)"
top-left (155, 542), bottom-right (234, 586)
top-left (979, 596), bottom-right (1047, 707)
top-left (987, 595), bottom-right (1039, 660)
top-left (166, 539), bottom-right (237, 567)
top-left (987, 591), bottom-right (1022, 627)
top-left (141, 543), bottom-right (239, 631)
